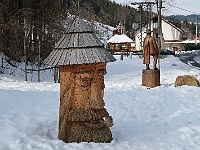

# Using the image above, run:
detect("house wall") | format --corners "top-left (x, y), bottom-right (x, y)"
top-left (135, 19), bottom-right (183, 51)
top-left (162, 20), bottom-right (181, 41)
top-left (135, 28), bottom-right (146, 51)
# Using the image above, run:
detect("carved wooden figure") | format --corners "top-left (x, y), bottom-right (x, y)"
top-left (59, 63), bottom-right (113, 143)
top-left (142, 29), bottom-right (160, 88)
top-left (43, 16), bottom-right (116, 143)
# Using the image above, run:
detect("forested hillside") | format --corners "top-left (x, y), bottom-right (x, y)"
top-left (168, 14), bottom-right (200, 23)
top-left (0, 0), bottom-right (140, 64)
top-left (0, 0), bottom-right (67, 63)
top-left (167, 14), bottom-right (200, 38)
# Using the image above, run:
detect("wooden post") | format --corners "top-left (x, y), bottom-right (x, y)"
top-left (54, 66), bottom-right (58, 83)
top-left (120, 53), bottom-right (123, 60)
top-left (142, 69), bottom-right (160, 88)
top-left (58, 63), bottom-right (113, 143)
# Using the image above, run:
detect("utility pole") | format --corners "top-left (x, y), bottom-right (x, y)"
top-left (157, 0), bottom-right (162, 51)
top-left (195, 17), bottom-right (198, 44)
top-left (139, 4), bottom-right (143, 51)
top-left (131, 2), bottom-right (156, 51)
top-left (148, 3), bottom-right (153, 29)
top-left (157, 0), bottom-right (162, 70)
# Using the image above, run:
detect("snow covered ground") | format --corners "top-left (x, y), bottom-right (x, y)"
top-left (194, 55), bottom-right (200, 64)
top-left (0, 55), bottom-right (200, 150)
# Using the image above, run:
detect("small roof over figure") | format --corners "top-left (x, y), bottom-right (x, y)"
top-left (43, 16), bottom-right (115, 143)
top-left (43, 17), bottom-right (116, 66)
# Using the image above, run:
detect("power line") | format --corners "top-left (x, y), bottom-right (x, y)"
top-left (131, 1), bottom-right (157, 51)
top-left (165, 1), bottom-right (200, 15)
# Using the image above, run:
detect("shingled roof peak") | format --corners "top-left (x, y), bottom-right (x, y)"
top-left (66, 17), bottom-right (94, 33)
top-left (43, 17), bottom-right (116, 66)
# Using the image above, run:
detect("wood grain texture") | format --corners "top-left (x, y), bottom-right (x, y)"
top-left (58, 63), bottom-right (113, 143)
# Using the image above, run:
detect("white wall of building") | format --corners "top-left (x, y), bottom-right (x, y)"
top-left (135, 28), bottom-right (146, 51)
top-left (162, 20), bottom-right (181, 41)
top-left (135, 19), bottom-right (182, 51)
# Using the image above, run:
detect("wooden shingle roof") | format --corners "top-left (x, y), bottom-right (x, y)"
top-left (43, 17), bottom-right (116, 66)
top-left (65, 17), bottom-right (93, 34)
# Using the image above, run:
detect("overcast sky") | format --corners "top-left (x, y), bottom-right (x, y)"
top-left (112, 0), bottom-right (200, 16)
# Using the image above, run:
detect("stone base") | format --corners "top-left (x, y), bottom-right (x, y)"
top-left (142, 69), bottom-right (160, 88)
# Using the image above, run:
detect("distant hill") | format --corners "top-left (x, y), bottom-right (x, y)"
top-left (167, 14), bottom-right (200, 23)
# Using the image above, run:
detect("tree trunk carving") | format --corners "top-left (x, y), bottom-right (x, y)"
top-left (58, 63), bottom-right (113, 143)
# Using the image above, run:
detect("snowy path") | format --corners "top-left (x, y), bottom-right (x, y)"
top-left (0, 56), bottom-right (200, 150)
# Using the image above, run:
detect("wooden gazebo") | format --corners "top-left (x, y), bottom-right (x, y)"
top-left (107, 34), bottom-right (134, 52)
top-left (43, 17), bottom-right (116, 143)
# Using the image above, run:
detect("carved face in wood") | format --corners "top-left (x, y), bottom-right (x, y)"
top-left (76, 72), bottom-right (92, 90)
top-left (58, 64), bottom-right (113, 143)
top-left (73, 66), bottom-right (106, 109)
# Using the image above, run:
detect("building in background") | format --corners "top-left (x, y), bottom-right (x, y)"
top-left (135, 16), bottom-right (187, 51)
top-left (107, 22), bottom-right (135, 53)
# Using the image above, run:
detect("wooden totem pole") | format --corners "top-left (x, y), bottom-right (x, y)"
top-left (43, 17), bottom-right (116, 143)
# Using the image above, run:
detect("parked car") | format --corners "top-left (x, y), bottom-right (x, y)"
top-left (160, 49), bottom-right (175, 56)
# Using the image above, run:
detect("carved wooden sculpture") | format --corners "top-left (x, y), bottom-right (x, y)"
top-left (43, 17), bottom-right (116, 143)
top-left (142, 29), bottom-right (159, 70)
top-left (59, 63), bottom-right (113, 142)
top-left (142, 29), bottom-right (160, 88)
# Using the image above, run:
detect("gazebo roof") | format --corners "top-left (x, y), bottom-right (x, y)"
top-left (43, 17), bottom-right (116, 66)
top-left (65, 17), bottom-right (93, 33)
top-left (107, 34), bottom-right (133, 43)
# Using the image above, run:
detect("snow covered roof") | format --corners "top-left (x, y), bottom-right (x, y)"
top-left (181, 40), bottom-right (200, 43)
top-left (163, 19), bottom-right (186, 33)
top-left (107, 34), bottom-right (133, 43)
